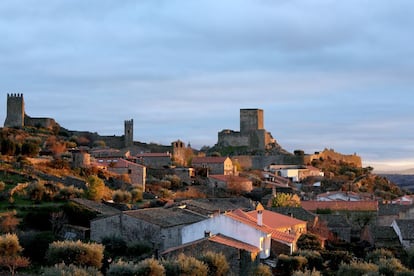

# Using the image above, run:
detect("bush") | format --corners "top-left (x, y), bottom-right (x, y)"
top-left (106, 259), bottom-right (140, 276)
top-left (112, 190), bottom-right (132, 203)
top-left (297, 233), bottom-right (323, 250)
top-left (131, 188), bottom-right (143, 202)
top-left (177, 253), bottom-right (208, 276)
top-left (0, 233), bottom-right (30, 275)
top-left (378, 257), bottom-right (410, 276)
top-left (198, 251), bottom-right (229, 276)
top-left (42, 263), bottom-right (103, 276)
top-left (277, 254), bottom-right (308, 273)
top-left (164, 175), bottom-right (182, 189)
top-left (252, 263), bottom-right (272, 276)
top-left (19, 231), bottom-right (55, 264)
top-left (86, 175), bottom-right (105, 201)
top-left (337, 261), bottom-right (378, 276)
top-left (46, 240), bottom-right (104, 269)
top-left (296, 250), bottom-right (324, 271)
top-left (292, 269), bottom-right (321, 276)
top-left (136, 258), bottom-right (165, 276)
top-left (366, 248), bottom-right (395, 263)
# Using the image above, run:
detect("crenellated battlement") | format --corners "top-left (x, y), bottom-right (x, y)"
top-left (7, 93), bottom-right (23, 98)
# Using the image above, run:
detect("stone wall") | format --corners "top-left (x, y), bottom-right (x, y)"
top-left (233, 155), bottom-right (304, 170)
top-left (304, 149), bottom-right (362, 167)
top-left (25, 116), bottom-right (58, 130)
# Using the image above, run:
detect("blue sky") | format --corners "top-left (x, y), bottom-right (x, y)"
top-left (1, 1), bottom-right (414, 171)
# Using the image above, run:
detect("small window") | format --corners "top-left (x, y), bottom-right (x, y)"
top-left (128, 169), bottom-right (132, 174)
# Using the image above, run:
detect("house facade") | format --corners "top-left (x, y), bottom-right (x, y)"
top-left (136, 152), bottom-right (172, 169)
top-left (93, 157), bottom-right (146, 189)
top-left (208, 175), bottom-right (253, 192)
top-left (90, 207), bottom-right (206, 251)
top-left (192, 156), bottom-right (235, 175)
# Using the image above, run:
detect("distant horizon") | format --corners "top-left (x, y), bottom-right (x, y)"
top-left (1, 1), bottom-right (414, 171)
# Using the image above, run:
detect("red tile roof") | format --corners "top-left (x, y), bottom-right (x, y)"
top-left (209, 234), bottom-right (261, 253)
top-left (192, 157), bottom-right (229, 164)
top-left (301, 200), bottom-right (378, 211)
top-left (225, 209), bottom-right (304, 243)
top-left (245, 210), bottom-right (306, 229)
top-left (136, 153), bottom-right (171, 158)
top-left (209, 175), bottom-right (251, 182)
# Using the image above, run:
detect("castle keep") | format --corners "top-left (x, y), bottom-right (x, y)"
top-left (4, 93), bottom-right (58, 129)
top-left (217, 108), bottom-right (276, 151)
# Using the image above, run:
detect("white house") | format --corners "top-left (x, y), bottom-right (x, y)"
top-left (181, 212), bottom-right (272, 259)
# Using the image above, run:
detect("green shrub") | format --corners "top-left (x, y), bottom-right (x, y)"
top-left (277, 254), bottom-right (308, 273)
top-left (131, 188), bottom-right (143, 202)
top-left (296, 250), bottom-right (324, 271)
top-left (19, 231), bottom-right (55, 264)
top-left (366, 248), bottom-right (395, 263)
top-left (42, 263), bottom-right (102, 276)
top-left (101, 235), bottom-right (127, 257)
top-left (106, 259), bottom-right (140, 276)
top-left (136, 258), bottom-right (165, 276)
top-left (177, 253), bottom-right (208, 276)
top-left (112, 190), bottom-right (132, 203)
top-left (46, 240), bottom-right (104, 269)
top-left (292, 268), bottom-right (321, 276)
top-left (337, 261), bottom-right (378, 276)
top-left (251, 263), bottom-right (272, 276)
top-left (198, 251), bottom-right (229, 276)
top-left (378, 257), bottom-right (410, 276)
top-left (297, 233), bottom-right (323, 250)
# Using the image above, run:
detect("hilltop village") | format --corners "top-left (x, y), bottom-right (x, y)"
top-left (1, 93), bottom-right (414, 276)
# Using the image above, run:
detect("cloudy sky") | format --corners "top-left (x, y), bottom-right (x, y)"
top-left (1, 1), bottom-right (413, 171)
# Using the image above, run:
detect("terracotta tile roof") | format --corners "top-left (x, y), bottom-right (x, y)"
top-left (161, 233), bottom-right (260, 255)
top-left (209, 175), bottom-right (251, 182)
top-left (136, 153), bottom-right (171, 158)
top-left (209, 234), bottom-right (261, 253)
top-left (245, 210), bottom-right (306, 229)
top-left (225, 209), bottom-right (302, 244)
top-left (301, 200), bottom-right (378, 212)
top-left (192, 157), bottom-right (228, 164)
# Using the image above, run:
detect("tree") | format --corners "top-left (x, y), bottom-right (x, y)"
top-left (0, 211), bottom-right (19, 233)
top-left (176, 253), bottom-right (208, 276)
top-left (0, 234), bottom-right (30, 276)
top-left (86, 175), bottom-right (105, 201)
top-left (297, 233), bottom-right (323, 251)
top-left (252, 263), bottom-right (272, 276)
top-left (271, 192), bottom-right (301, 207)
top-left (46, 240), bottom-right (104, 269)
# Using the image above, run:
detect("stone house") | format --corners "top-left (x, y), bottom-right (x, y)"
top-left (90, 207), bottom-right (206, 252)
top-left (391, 219), bottom-right (414, 249)
top-left (162, 233), bottom-right (260, 276)
top-left (93, 157), bottom-right (146, 189)
top-left (192, 156), bottom-right (235, 175)
top-left (208, 175), bottom-right (253, 192)
top-left (318, 214), bottom-right (352, 242)
top-left (136, 152), bottom-right (172, 169)
top-left (316, 191), bottom-right (368, 202)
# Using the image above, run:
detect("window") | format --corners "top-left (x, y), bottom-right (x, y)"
top-left (128, 169), bottom-right (132, 174)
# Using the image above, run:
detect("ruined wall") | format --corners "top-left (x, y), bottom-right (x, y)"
top-left (217, 129), bottom-right (249, 147)
top-left (304, 149), bottom-right (362, 167)
top-left (25, 116), bottom-right (58, 130)
top-left (234, 155), bottom-right (304, 170)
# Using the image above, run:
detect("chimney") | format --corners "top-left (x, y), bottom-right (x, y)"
top-left (204, 231), bottom-right (212, 238)
top-left (257, 210), bottom-right (263, 226)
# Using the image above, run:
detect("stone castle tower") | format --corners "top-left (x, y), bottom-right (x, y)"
top-left (124, 119), bottom-right (134, 147)
top-left (240, 109), bottom-right (264, 134)
top-left (4, 93), bottom-right (25, 128)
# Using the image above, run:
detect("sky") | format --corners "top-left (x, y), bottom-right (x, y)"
top-left (1, 1), bottom-right (413, 171)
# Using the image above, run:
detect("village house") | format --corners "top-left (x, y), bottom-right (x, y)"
top-left (162, 233), bottom-right (260, 276)
top-left (267, 165), bottom-right (324, 182)
top-left (181, 204), bottom-right (307, 257)
top-left (316, 191), bottom-right (373, 202)
top-left (192, 156), bottom-right (235, 175)
top-left (391, 219), bottom-right (414, 249)
top-left (136, 152), bottom-right (172, 169)
top-left (90, 207), bottom-right (206, 252)
top-left (208, 174), bottom-right (253, 193)
top-left (93, 157), bottom-right (146, 189)
top-left (176, 197), bottom-right (254, 217)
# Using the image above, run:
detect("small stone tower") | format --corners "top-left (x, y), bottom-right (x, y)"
top-left (4, 93), bottom-right (25, 128)
top-left (240, 108), bottom-right (264, 134)
top-left (124, 119), bottom-right (134, 147)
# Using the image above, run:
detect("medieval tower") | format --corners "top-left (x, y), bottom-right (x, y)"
top-left (240, 108), bottom-right (264, 134)
top-left (4, 93), bottom-right (25, 128)
top-left (124, 119), bottom-right (134, 147)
